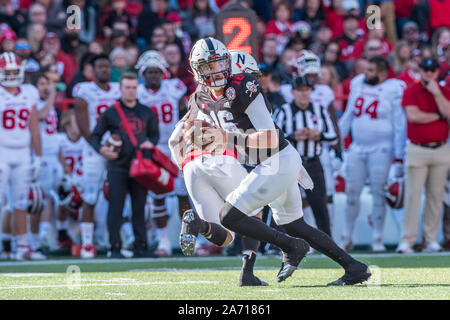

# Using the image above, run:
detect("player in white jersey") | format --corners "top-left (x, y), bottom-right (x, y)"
top-left (339, 56), bottom-right (407, 252)
top-left (136, 51), bottom-right (190, 256)
top-left (0, 52), bottom-right (44, 260)
top-left (56, 110), bottom-right (86, 250)
top-left (73, 54), bottom-right (121, 258)
top-left (28, 73), bottom-right (63, 252)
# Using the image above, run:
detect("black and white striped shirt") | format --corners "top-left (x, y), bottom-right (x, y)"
top-left (274, 102), bottom-right (337, 158)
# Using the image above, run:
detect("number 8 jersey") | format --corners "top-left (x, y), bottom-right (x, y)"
top-left (137, 78), bottom-right (186, 154)
top-left (339, 74), bottom-right (407, 159)
top-left (72, 81), bottom-right (121, 132)
top-left (0, 84), bottom-right (39, 149)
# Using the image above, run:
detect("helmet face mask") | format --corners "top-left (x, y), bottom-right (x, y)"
top-left (189, 38), bottom-right (231, 89)
top-left (194, 56), bottom-right (230, 88)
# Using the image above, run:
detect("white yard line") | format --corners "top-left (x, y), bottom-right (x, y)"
top-left (0, 252), bottom-right (448, 267)
top-left (0, 280), bottom-right (216, 290)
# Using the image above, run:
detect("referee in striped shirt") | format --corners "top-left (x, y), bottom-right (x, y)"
top-left (275, 76), bottom-right (337, 236)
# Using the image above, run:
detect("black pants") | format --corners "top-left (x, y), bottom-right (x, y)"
top-left (302, 157), bottom-right (331, 236)
top-left (107, 169), bottom-right (148, 250)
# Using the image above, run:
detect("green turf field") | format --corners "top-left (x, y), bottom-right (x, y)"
top-left (0, 253), bottom-right (448, 300)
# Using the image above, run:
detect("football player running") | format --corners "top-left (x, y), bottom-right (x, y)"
top-left (0, 52), bottom-right (43, 260)
top-left (339, 56), bottom-right (407, 252)
top-left (169, 50), bottom-right (268, 286)
top-left (136, 51), bottom-right (191, 257)
top-left (73, 54), bottom-right (121, 258)
top-left (179, 38), bottom-right (371, 285)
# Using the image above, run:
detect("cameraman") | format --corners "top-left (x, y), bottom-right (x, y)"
top-left (90, 73), bottom-right (159, 258)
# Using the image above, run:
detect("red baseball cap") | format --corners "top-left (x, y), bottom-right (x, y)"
top-left (1, 29), bottom-right (17, 42)
top-left (166, 12), bottom-right (181, 23)
top-left (44, 32), bottom-right (59, 42)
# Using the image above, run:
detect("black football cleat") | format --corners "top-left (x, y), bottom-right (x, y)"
top-left (179, 209), bottom-right (202, 256)
top-left (239, 273), bottom-right (269, 287)
top-left (327, 261), bottom-right (372, 286)
top-left (277, 238), bottom-right (309, 283)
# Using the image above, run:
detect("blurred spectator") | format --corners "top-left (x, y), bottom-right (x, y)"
top-left (411, 0), bottom-right (450, 35)
top-left (38, 32), bottom-right (77, 85)
top-left (443, 171), bottom-right (450, 250)
top-left (182, 0), bottom-right (216, 41)
top-left (431, 27), bottom-right (450, 58)
top-left (264, 0), bottom-right (294, 54)
top-left (66, 52), bottom-right (94, 98)
top-left (322, 41), bottom-right (349, 81)
top-left (398, 57), bottom-right (450, 253)
top-left (286, 35), bottom-right (307, 56)
top-left (274, 47), bottom-right (296, 84)
top-left (260, 37), bottom-right (279, 72)
top-left (326, 0), bottom-right (365, 39)
top-left (353, 22), bottom-right (393, 60)
top-left (320, 63), bottom-right (344, 112)
top-left (161, 16), bottom-right (186, 59)
top-left (316, 26), bottom-right (333, 47)
top-left (0, 0), bottom-right (26, 34)
top-left (336, 12), bottom-right (363, 62)
top-left (147, 25), bottom-right (168, 51)
top-left (106, 29), bottom-right (128, 52)
top-left (37, 0), bottom-right (66, 32)
top-left (401, 21), bottom-right (426, 51)
top-left (363, 39), bottom-right (383, 60)
top-left (109, 47), bottom-right (133, 82)
top-left (15, 37), bottom-right (39, 75)
top-left (266, 71), bottom-right (286, 115)
top-left (0, 27), bottom-right (15, 52)
top-left (88, 40), bottom-right (104, 55)
top-left (137, 0), bottom-right (174, 47)
top-left (439, 41), bottom-right (450, 81)
top-left (397, 48), bottom-right (422, 87)
top-left (394, 0), bottom-right (417, 39)
top-left (163, 42), bottom-right (196, 94)
top-left (103, 0), bottom-right (132, 39)
top-left (298, 0), bottom-right (325, 34)
top-left (27, 3), bottom-right (47, 26)
top-left (394, 40), bottom-right (412, 74)
top-left (126, 45), bottom-right (140, 71)
top-left (27, 23), bottom-right (46, 55)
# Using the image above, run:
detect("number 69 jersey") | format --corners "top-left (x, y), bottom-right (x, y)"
top-left (72, 82), bottom-right (121, 132)
top-left (137, 79), bottom-right (186, 154)
top-left (339, 74), bottom-right (407, 159)
top-left (0, 84), bottom-right (39, 149)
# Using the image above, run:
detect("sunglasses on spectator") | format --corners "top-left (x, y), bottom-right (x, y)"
top-left (326, 48), bottom-right (338, 54)
top-left (368, 46), bottom-right (381, 51)
top-left (421, 67), bottom-right (438, 72)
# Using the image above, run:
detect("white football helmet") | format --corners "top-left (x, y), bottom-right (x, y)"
top-left (292, 50), bottom-right (321, 76)
top-left (385, 177), bottom-right (405, 209)
top-left (28, 183), bottom-right (46, 215)
top-left (0, 52), bottom-right (24, 87)
top-left (230, 50), bottom-right (261, 77)
top-left (189, 37), bottom-right (231, 88)
top-left (135, 50), bottom-right (168, 76)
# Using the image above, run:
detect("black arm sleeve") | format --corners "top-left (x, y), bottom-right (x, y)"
top-left (90, 109), bottom-right (110, 153)
top-left (147, 110), bottom-right (160, 146)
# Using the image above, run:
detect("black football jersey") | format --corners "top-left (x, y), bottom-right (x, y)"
top-left (187, 73), bottom-right (289, 165)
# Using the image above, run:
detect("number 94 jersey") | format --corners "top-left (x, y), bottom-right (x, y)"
top-left (72, 82), bottom-right (121, 132)
top-left (137, 79), bottom-right (187, 152)
top-left (0, 84), bottom-right (39, 149)
top-left (341, 74), bottom-right (406, 149)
